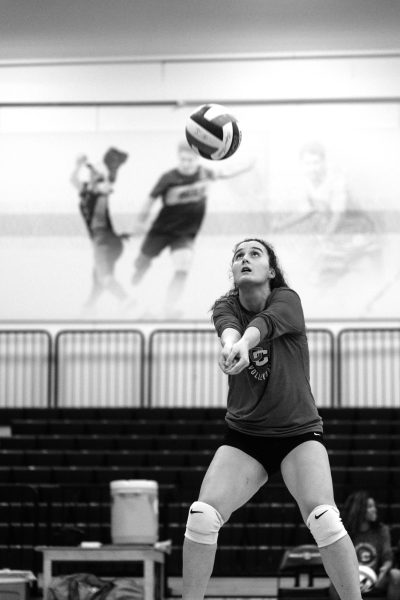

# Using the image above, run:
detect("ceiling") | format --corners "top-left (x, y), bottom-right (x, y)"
top-left (1, 0), bottom-right (400, 63)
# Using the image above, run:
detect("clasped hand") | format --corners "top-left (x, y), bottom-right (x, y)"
top-left (219, 340), bottom-right (250, 375)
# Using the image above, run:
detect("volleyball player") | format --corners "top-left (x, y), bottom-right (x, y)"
top-left (182, 238), bottom-right (362, 600)
top-left (131, 141), bottom-right (253, 318)
top-left (71, 155), bottom-right (129, 313)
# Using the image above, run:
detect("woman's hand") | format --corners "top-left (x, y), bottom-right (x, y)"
top-left (218, 342), bottom-right (234, 374)
top-left (221, 339), bottom-right (250, 375)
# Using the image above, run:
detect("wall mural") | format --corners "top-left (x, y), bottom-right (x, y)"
top-left (0, 102), bottom-right (399, 321)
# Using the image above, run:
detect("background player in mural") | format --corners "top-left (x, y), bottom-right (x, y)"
top-left (182, 238), bottom-right (362, 600)
top-left (329, 490), bottom-right (400, 599)
top-left (274, 141), bottom-right (380, 287)
top-left (131, 141), bottom-right (254, 318)
top-left (71, 152), bottom-right (130, 314)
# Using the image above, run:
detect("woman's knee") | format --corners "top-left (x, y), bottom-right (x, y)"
top-left (305, 504), bottom-right (347, 548)
top-left (184, 501), bottom-right (225, 545)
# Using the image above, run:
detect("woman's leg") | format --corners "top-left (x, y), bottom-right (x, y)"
top-left (280, 440), bottom-right (362, 600)
top-left (165, 245), bottom-right (193, 316)
top-left (182, 444), bottom-right (268, 600)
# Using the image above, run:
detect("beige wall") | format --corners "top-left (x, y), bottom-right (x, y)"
top-left (2, 55), bottom-right (400, 104)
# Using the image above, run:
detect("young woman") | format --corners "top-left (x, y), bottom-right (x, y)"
top-left (71, 155), bottom-right (129, 314)
top-left (182, 238), bottom-right (362, 600)
top-left (329, 490), bottom-right (400, 599)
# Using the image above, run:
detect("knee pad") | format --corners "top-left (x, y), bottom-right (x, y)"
top-left (306, 504), bottom-right (347, 548)
top-left (185, 501), bottom-right (224, 545)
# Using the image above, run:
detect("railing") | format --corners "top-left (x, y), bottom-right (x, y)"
top-left (0, 326), bottom-right (399, 408)
top-left (338, 328), bottom-right (400, 407)
top-left (54, 329), bottom-right (145, 408)
top-left (0, 330), bottom-right (51, 407)
top-left (149, 329), bottom-right (228, 407)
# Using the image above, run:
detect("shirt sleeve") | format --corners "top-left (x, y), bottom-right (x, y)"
top-left (249, 288), bottom-right (305, 341)
top-left (212, 298), bottom-right (243, 338)
top-left (380, 524), bottom-right (393, 564)
top-left (150, 173), bottom-right (170, 199)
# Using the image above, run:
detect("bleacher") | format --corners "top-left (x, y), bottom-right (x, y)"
top-left (1, 406), bottom-right (399, 585)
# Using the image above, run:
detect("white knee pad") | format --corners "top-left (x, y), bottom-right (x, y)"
top-left (185, 501), bottom-right (224, 545)
top-left (306, 504), bottom-right (347, 548)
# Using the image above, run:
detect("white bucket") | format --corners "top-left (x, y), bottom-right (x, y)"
top-left (110, 479), bottom-right (158, 544)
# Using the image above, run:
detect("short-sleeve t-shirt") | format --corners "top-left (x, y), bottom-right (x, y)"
top-left (148, 166), bottom-right (215, 237)
top-left (353, 525), bottom-right (393, 573)
top-left (212, 287), bottom-right (323, 437)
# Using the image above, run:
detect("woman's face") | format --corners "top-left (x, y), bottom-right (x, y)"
top-left (231, 240), bottom-right (274, 288)
top-left (365, 497), bottom-right (377, 522)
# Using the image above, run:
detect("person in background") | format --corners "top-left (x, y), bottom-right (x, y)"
top-left (330, 490), bottom-right (400, 599)
top-left (71, 154), bottom-right (130, 314)
top-left (182, 237), bottom-right (362, 600)
top-left (273, 141), bottom-right (380, 288)
top-left (130, 141), bottom-right (254, 318)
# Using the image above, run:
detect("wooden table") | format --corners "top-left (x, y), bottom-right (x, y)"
top-left (36, 545), bottom-right (166, 600)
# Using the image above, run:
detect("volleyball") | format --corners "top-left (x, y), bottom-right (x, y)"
top-left (359, 565), bottom-right (377, 592)
top-left (185, 103), bottom-right (242, 160)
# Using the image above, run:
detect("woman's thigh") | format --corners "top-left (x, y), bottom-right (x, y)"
top-left (280, 440), bottom-right (336, 522)
top-left (198, 444), bottom-right (268, 521)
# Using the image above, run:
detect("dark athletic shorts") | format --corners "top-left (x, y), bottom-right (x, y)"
top-left (223, 426), bottom-right (325, 477)
top-left (141, 231), bottom-right (194, 258)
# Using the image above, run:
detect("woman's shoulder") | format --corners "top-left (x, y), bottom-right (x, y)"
top-left (378, 522), bottom-right (391, 535)
top-left (213, 291), bottom-right (240, 310)
top-left (269, 286), bottom-right (302, 303)
top-left (211, 290), bottom-right (241, 318)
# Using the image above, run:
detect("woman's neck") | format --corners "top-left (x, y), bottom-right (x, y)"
top-left (238, 286), bottom-right (271, 313)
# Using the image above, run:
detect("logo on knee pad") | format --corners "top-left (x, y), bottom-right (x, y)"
top-left (315, 509), bottom-right (329, 519)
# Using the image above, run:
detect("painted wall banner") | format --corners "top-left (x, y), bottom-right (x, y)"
top-left (1, 103), bottom-right (399, 321)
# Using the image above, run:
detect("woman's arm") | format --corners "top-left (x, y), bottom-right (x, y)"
top-left (218, 327), bottom-right (241, 373)
top-left (70, 155), bottom-right (88, 191)
top-left (214, 158), bottom-right (256, 180)
top-left (377, 525), bottom-right (394, 584)
top-left (222, 326), bottom-right (261, 375)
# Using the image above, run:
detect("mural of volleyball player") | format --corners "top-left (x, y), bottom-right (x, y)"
top-left (131, 141), bottom-right (254, 318)
top-left (274, 141), bottom-right (380, 286)
top-left (71, 153), bottom-right (130, 314)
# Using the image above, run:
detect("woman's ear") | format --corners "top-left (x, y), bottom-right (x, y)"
top-left (269, 268), bottom-right (275, 279)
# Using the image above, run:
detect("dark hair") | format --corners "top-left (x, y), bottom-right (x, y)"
top-left (232, 238), bottom-right (288, 288)
top-left (210, 238), bottom-right (289, 313)
top-left (177, 140), bottom-right (196, 154)
top-left (341, 490), bottom-right (380, 540)
top-left (299, 140), bottom-right (326, 161)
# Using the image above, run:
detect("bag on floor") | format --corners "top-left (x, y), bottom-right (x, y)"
top-left (105, 578), bottom-right (143, 599)
top-left (46, 572), bottom-right (114, 600)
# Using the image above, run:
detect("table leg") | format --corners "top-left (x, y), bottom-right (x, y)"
top-left (159, 561), bottom-right (165, 600)
top-left (144, 559), bottom-right (154, 600)
top-left (42, 555), bottom-right (52, 598)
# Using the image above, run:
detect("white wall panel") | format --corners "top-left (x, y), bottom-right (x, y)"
top-left (2, 56), bottom-right (400, 104)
